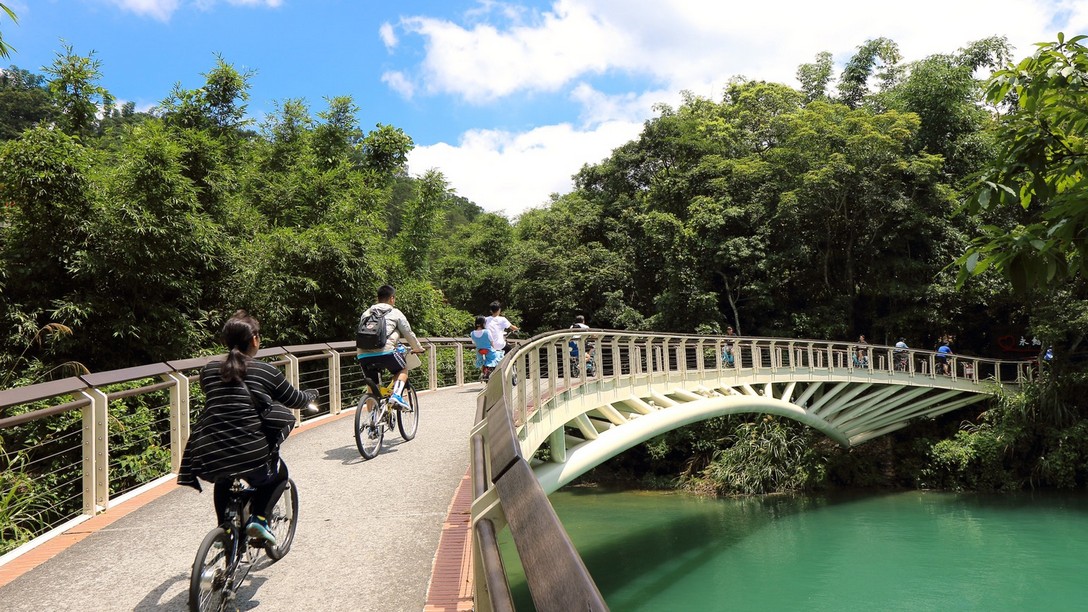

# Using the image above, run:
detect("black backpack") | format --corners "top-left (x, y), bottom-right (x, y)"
top-left (356, 307), bottom-right (389, 350)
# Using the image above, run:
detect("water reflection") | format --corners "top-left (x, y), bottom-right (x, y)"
top-left (501, 488), bottom-right (1088, 611)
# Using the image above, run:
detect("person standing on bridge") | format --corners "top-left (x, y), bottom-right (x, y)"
top-left (178, 310), bottom-right (318, 544)
top-left (356, 284), bottom-right (426, 408)
top-left (723, 325), bottom-right (738, 367)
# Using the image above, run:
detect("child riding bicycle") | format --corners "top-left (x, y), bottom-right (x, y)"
top-left (470, 316), bottom-right (502, 381)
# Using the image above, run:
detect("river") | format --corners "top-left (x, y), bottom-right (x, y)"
top-left (500, 487), bottom-right (1088, 610)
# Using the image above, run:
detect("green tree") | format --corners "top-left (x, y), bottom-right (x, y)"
top-left (80, 120), bottom-right (226, 366)
top-left (797, 51), bottom-right (833, 103)
top-left (0, 3), bottom-right (16, 59)
top-left (880, 37), bottom-right (1009, 179)
top-left (431, 211), bottom-right (515, 316)
top-left (958, 34), bottom-right (1088, 292)
top-left (43, 45), bottom-right (112, 138)
top-left (838, 37), bottom-right (901, 109)
top-left (0, 127), bottom-right (97, 370)
top-left (398, 169), bottom-right (452, 275)
top-left (0, 66), bottom-right (54, 141)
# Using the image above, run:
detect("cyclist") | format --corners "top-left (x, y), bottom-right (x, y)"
top-left (936, 340), bottom-right (953, 375)
top-left (470, 315), bottom-right (501, 381)
top-left (356, 284), bottom-right (425, 408)
top-left (484, 301), bottom-right (518, 358)
top-left (894, 337), bottom-right (909, 371)
top-left (178, 310), bottom-right (317, 545)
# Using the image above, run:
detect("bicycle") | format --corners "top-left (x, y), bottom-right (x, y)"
top-left (188, 471), bottom-right (299, 611)
top-left (354, 347), bottom-right (420, 460)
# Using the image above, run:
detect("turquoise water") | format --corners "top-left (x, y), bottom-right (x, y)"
top-left (501, 488), bottom-right (1088, 611)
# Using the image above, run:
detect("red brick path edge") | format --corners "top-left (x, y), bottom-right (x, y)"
top-left (424, 471), bottom-right (476, 611)
top-left (0, 408), bottom-right (478, 612)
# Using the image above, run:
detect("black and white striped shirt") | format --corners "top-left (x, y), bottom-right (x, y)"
top-left (177, 359), bottom-right (309, 490)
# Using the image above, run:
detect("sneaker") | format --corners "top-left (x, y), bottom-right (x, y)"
top-left (246, 515), bottom-right (276, 546)
top-left (389, 392), bottom-right (409, 409)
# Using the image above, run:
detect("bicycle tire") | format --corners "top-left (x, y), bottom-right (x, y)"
top-left (354, 393), bottom-right (383, 460)
top-left (189, 527), bottom-right (232, 612)
top-left (397, 384), bottom-right (419, 441)
top-left (264, 478), bottom-right (299, 561)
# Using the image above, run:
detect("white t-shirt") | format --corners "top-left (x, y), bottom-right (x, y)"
top-left (485, 315), bottom-right (512, 350)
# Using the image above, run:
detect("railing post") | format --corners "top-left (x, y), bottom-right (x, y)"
top-left (455, 341), bottom-right (465, 387)
top-left (548, 339), bottom-right (559, 399)
top-left (80, 387), bottom-right (109, 515)
top-left (284, 352), bottom-right (300, 386)
top-left (166, 372), bottom-right (191, 473)
top-left (325, 349), bottom-right (342, 415)
top-left (284, 353), bottom-right (302, 425)
top-left (428, 342), bottom-right (439, 391)
top-left (530, 348), bottom-right (542, 413)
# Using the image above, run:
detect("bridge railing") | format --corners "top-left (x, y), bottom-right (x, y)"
top-left (0, 337), bottom-right (484, 560)
top-left (492, 331), bottom-right (1034, 441)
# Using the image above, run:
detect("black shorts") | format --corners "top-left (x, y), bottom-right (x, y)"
top-left (357, 351), bottom-right (407, 376)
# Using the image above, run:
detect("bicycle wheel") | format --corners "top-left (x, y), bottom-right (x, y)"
top-left (354, 393), bottom-right (384, 460)
top-left (397, 384), bottom-right (419, 441)
top-left (189, 528), bottom-right (232, 612)
top-left (264, 478), bottom-right (299, 561)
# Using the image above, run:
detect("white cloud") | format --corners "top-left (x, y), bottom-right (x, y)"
top-left (401, 2), bottom-right (630, 103)
top-left (407, 119), bottom-right (642, 216)
top-left (381, 71), bottom-right (415, 99)
top-left (225, 0), bottom-right (283, 6)
top-left (110, 0), bottom-right (180, 21)
top-left (112, 0), bottom-right (281, 21)
top-left (394, 0), bottom-right (1080, 216)
top-left (397, 0), bottom-right (1069, 101)
top-left (379, 22), bottom-right (398, 50)
top-left (570, 82), bottom-right (672, 125)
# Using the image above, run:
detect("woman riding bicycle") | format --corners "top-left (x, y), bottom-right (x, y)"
top-left (178, 310), bottom-right (317, 545)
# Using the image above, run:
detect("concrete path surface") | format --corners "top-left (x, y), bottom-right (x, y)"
top-left (0, 383), bottom-right (483, 612)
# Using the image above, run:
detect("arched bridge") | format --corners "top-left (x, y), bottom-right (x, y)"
top-left (0, 332), bottom-right (1032, 611)
top-left (468, 331), bottom-right (1032, 610)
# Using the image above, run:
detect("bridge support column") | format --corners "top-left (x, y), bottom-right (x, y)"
top-left (549, 428), bottom-right (566, 463)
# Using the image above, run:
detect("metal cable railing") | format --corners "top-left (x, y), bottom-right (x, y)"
top-left (0, 337), bottom-right (483, 560)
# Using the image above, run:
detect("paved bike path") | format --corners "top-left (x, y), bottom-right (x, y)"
top-left (0, 384), bottom-right (483, 612)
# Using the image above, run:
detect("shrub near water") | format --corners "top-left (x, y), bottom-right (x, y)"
top-left (692, 416), bottom-right (825, 496)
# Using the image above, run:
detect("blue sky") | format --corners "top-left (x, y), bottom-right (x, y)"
top-left (2, 1), bottom-right (1085, 216)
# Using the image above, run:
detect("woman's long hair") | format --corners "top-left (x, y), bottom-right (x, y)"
top-left (220, 310), bottom-right (260, 383)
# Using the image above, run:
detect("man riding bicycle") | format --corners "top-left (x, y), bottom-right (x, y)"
top-left (356, 284), bottom-right (425, 408)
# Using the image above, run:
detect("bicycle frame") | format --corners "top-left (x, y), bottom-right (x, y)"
top-left (222, 483), bottom-right (259, 591)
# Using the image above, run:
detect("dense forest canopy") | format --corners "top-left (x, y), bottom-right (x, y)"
top-left (1, 35), bottom-right (1085, 385)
